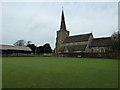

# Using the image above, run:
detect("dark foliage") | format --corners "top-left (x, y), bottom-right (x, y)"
top-left (43, 43), bottom-right (52, 53)
top-left (27, 43), bottom-right (52, 54)
top-left (37, 46), bottom-right (44, 54)
top-left (26, 44), bottom-right (36, 54)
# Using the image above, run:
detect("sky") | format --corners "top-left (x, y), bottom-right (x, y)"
top-left (1, 2), bottom-right (118, 49)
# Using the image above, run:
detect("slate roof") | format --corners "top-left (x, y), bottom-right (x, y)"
top-left (0, 45), bottom-right (32, 51)
top-left (59, 45), bottom-right (87, 52)
top-left (89, 37), bottom-right (111, 47)
top-left (63, 33), bottom-right (92, 43)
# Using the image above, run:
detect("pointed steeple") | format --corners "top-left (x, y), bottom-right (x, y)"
top-left (60, 9), bottom-right (66, 30)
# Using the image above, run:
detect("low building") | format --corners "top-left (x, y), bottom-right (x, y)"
top-left (0, 45), bottom-right (32, 56)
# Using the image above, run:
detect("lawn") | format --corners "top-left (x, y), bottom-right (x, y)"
top-left (2, 57), bottom-right (118, 88)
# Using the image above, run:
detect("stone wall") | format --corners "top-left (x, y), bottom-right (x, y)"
top-left (86, 52), bottom-right (120, 59)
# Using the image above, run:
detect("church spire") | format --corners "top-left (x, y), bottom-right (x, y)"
top-left (60, 9), bottom-right (66, 30)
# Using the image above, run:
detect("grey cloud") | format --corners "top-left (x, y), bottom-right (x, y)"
top-left (2, 2), bottom-right (118, 49)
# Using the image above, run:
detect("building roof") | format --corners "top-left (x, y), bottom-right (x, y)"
top-left (0, 45), bottom-right (32, 51)
top-left (59, 45), bottom-right (87, 53)
top-left (63, 33), bottom-right (92, 43)
top-left (89, 37), bottom-right (111, 47)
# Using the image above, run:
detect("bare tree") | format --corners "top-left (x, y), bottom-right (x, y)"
top-left (27, 41), bottom-right (32, 45)
top-left (14, 40), bottom-right (26, 46)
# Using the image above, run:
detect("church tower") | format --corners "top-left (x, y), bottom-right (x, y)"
top-left (55, 10), bottom-right (69, 53)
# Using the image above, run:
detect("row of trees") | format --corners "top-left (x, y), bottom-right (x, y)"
top-left (14, 40), bottom-right (52, 54)
top-left (13, 31), bottom-right (120, 55)
top-left (27, 43), bottom-right (52, 54)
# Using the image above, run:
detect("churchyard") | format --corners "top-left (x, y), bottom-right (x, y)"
top-left (2, 56), bottom-right (118, 88)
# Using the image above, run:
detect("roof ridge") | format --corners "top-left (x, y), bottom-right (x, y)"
top-left (93, 37), bottom-right (111, 40)
top-left (0, 45), bottom-right (27, 47)
top-left (67, 32), bottom-right (92, 38)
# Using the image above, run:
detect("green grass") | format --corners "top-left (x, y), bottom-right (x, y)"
top-left (2, 57), bottom-right (118, 88)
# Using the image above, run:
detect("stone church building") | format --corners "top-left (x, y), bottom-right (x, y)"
top-left (55, 10), bottom-right (111, 54)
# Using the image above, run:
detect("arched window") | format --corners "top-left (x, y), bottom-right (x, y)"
top-left (91, 48), bottom-right (94, 52)
top-left (101, 48), bottom-right (105, 53)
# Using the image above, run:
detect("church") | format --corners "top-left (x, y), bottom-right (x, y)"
top-left (55, 10), bottom-right (111, 54)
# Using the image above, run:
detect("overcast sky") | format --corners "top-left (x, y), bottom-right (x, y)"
top-left (1, 2), bottom-right (118, 49)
